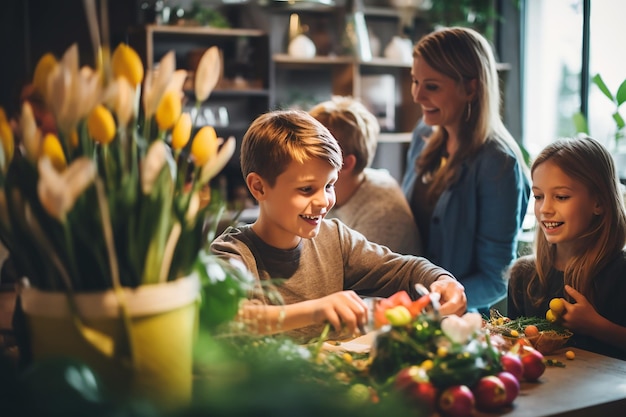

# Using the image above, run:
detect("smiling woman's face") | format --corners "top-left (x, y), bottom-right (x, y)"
top-left (411, 57), bottom-right (470, 134)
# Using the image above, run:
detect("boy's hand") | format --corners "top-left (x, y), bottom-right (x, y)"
top-left (430, 275), bottom-right (467, 316)
top-left (311, 291), bottom-right (368, 337)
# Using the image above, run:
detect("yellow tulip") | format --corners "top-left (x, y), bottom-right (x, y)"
top-left (191, 126), bottom-right (218, 166)
top-left (171, 112), bottom-right (191, 150)
top-left (111, 43), bottom-right (144, 87)
top-left (33, 53), bottom-right (58, 102)
top-left (0, 117), bottom-right (14, 170)
top-left (155, 90), bottom-right (181, 131)
top-left (69, 129), bottom-right (79, 148)
top-left (41, 133), bottom-right (67, 171)
top-left (87, 104), bottom-right (116, 145)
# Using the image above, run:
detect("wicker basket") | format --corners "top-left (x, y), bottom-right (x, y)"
top-left (527, 330), bottom-right (573, 354)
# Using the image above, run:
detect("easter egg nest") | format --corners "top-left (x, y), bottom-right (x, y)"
top-left (485, 310), bottom-right (573, 354)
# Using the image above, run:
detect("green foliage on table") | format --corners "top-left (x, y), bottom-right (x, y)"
top-left (2, 333), bottom-right (430, 417)
top-left (370, 314), bottom-right (502, 390)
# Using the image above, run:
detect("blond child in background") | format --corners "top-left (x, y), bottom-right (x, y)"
top-left (309, 96), bottom-right (422, 255)
top-left (210, 109), bottom-right (466, 343)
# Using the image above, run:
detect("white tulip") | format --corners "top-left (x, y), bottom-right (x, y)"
top-left (198, 136), bottom-right (236, 184)
top-left (37, 156), bottom-right (97, 222)
top-left (20, 102), bottom-right (41, 163)
top-left (143, 51), bottom-right (175, 119)
top-left (194, 46), bottom-right (221, 103)
top-left (141, 140), bottom-right (168, 194)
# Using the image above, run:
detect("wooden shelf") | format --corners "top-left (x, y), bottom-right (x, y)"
top-left (273, 54), bottom-right (354, 65)
top-left (144, 24), bottom-right (266, 38)
top-left (378, 132), bottom-right (412, 143)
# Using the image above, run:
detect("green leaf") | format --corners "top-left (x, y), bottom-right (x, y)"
top-left (592, 74), bottom-right (616, 103)
top-left (616, 79), bottom-right (626, 107)
top-left (613, 112), bottom-right (625, 130)
top-left (196, 255), bottom-right (252, 330)
top-left (572, 112), bottom-right (589, 134)
top-left (140, 167), bottom-right (174, 285)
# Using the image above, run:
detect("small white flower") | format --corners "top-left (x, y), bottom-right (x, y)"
top-left (441, 312), bottom-right (484, 344)
top-left (441, 315), bottom-right (473, 344)
top-left (462, 312), bottom-right (484, 333)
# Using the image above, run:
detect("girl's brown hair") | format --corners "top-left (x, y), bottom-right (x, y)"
top-left (529, 136), bottom-right (626, 307)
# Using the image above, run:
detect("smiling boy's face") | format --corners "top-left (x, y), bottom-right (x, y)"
top-left (251, 157), bottom-right (338, 249)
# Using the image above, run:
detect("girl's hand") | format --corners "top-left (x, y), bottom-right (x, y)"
top-left (310, 291), bottom-right (368, 336)
top-left (561, 285), bottom-right (603, 334)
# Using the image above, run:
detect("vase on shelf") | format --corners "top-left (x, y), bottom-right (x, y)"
top-left (288, 34), bottom-right (317, 59)
top-left (383, 36), bottom-right (413, 63)
top-left (343, 0), bottom-right (372, 61)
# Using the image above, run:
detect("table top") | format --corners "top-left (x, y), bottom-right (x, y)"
top-left (492, 347), bottom-right (626, 417)
top-left (326, 334), bottom-right (626, 417)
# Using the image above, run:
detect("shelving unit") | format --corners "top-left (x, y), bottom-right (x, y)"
top-left (130, 2), bottom-right (513, 197)
top-left (268, 3), bottom-right (423, 134)
top-left (128, 24), bottom-right (271, 203)
top-left (129, 25), bottom-right (270, 123)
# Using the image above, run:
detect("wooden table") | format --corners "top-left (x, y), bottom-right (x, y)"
top-left (327, 335), bottom-right (626, 417)
top-left (491, 347), bottom-right (626, 417)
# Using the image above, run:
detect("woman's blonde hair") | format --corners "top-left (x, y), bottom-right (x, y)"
top-left (309, 96), bottom-right (380, 174)
top-left (413, 26), bottom-right (528, 201)
top-left (529, 136), bottom-right (626, 307)
top-left (240, 109), bottom-right (343, 186)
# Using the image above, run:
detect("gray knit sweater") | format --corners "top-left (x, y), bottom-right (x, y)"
top-left (328, 168), bottom-right (423, 255)
top-left (210, 218), bottom-right (452, 342)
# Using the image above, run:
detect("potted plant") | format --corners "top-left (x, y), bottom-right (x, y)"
top-left (0, 4), bottom-right (251, 410)
top-left (573, 74), bottom-right (626, 177)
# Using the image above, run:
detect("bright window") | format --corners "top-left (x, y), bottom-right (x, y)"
top-left (522, 0), bottom-right (626, 158)
top-left (522, 0), bottom-right (583, 157)
top-left (587, 0), bottom-right (626, 148)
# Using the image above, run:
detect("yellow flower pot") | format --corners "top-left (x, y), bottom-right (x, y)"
top-left (19, 275), bottom-right (200, 411)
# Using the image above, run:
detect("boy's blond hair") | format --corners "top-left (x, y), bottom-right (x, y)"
top-left (309, 96), bottom-right (380, 174)
top-left (241, 109), bottom-right (343, 186)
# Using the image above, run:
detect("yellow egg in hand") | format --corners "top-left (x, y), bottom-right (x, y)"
top-left (546, 309), bottom-right (558, 323)
top-left (549, 298), bottom-right (565, 316)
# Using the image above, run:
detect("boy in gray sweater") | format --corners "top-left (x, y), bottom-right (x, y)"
top-left (210, 110), bottom-right (466, 342)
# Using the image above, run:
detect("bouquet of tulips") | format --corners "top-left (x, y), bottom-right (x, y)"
top-left (0, 35), bottom-right (241, 296)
